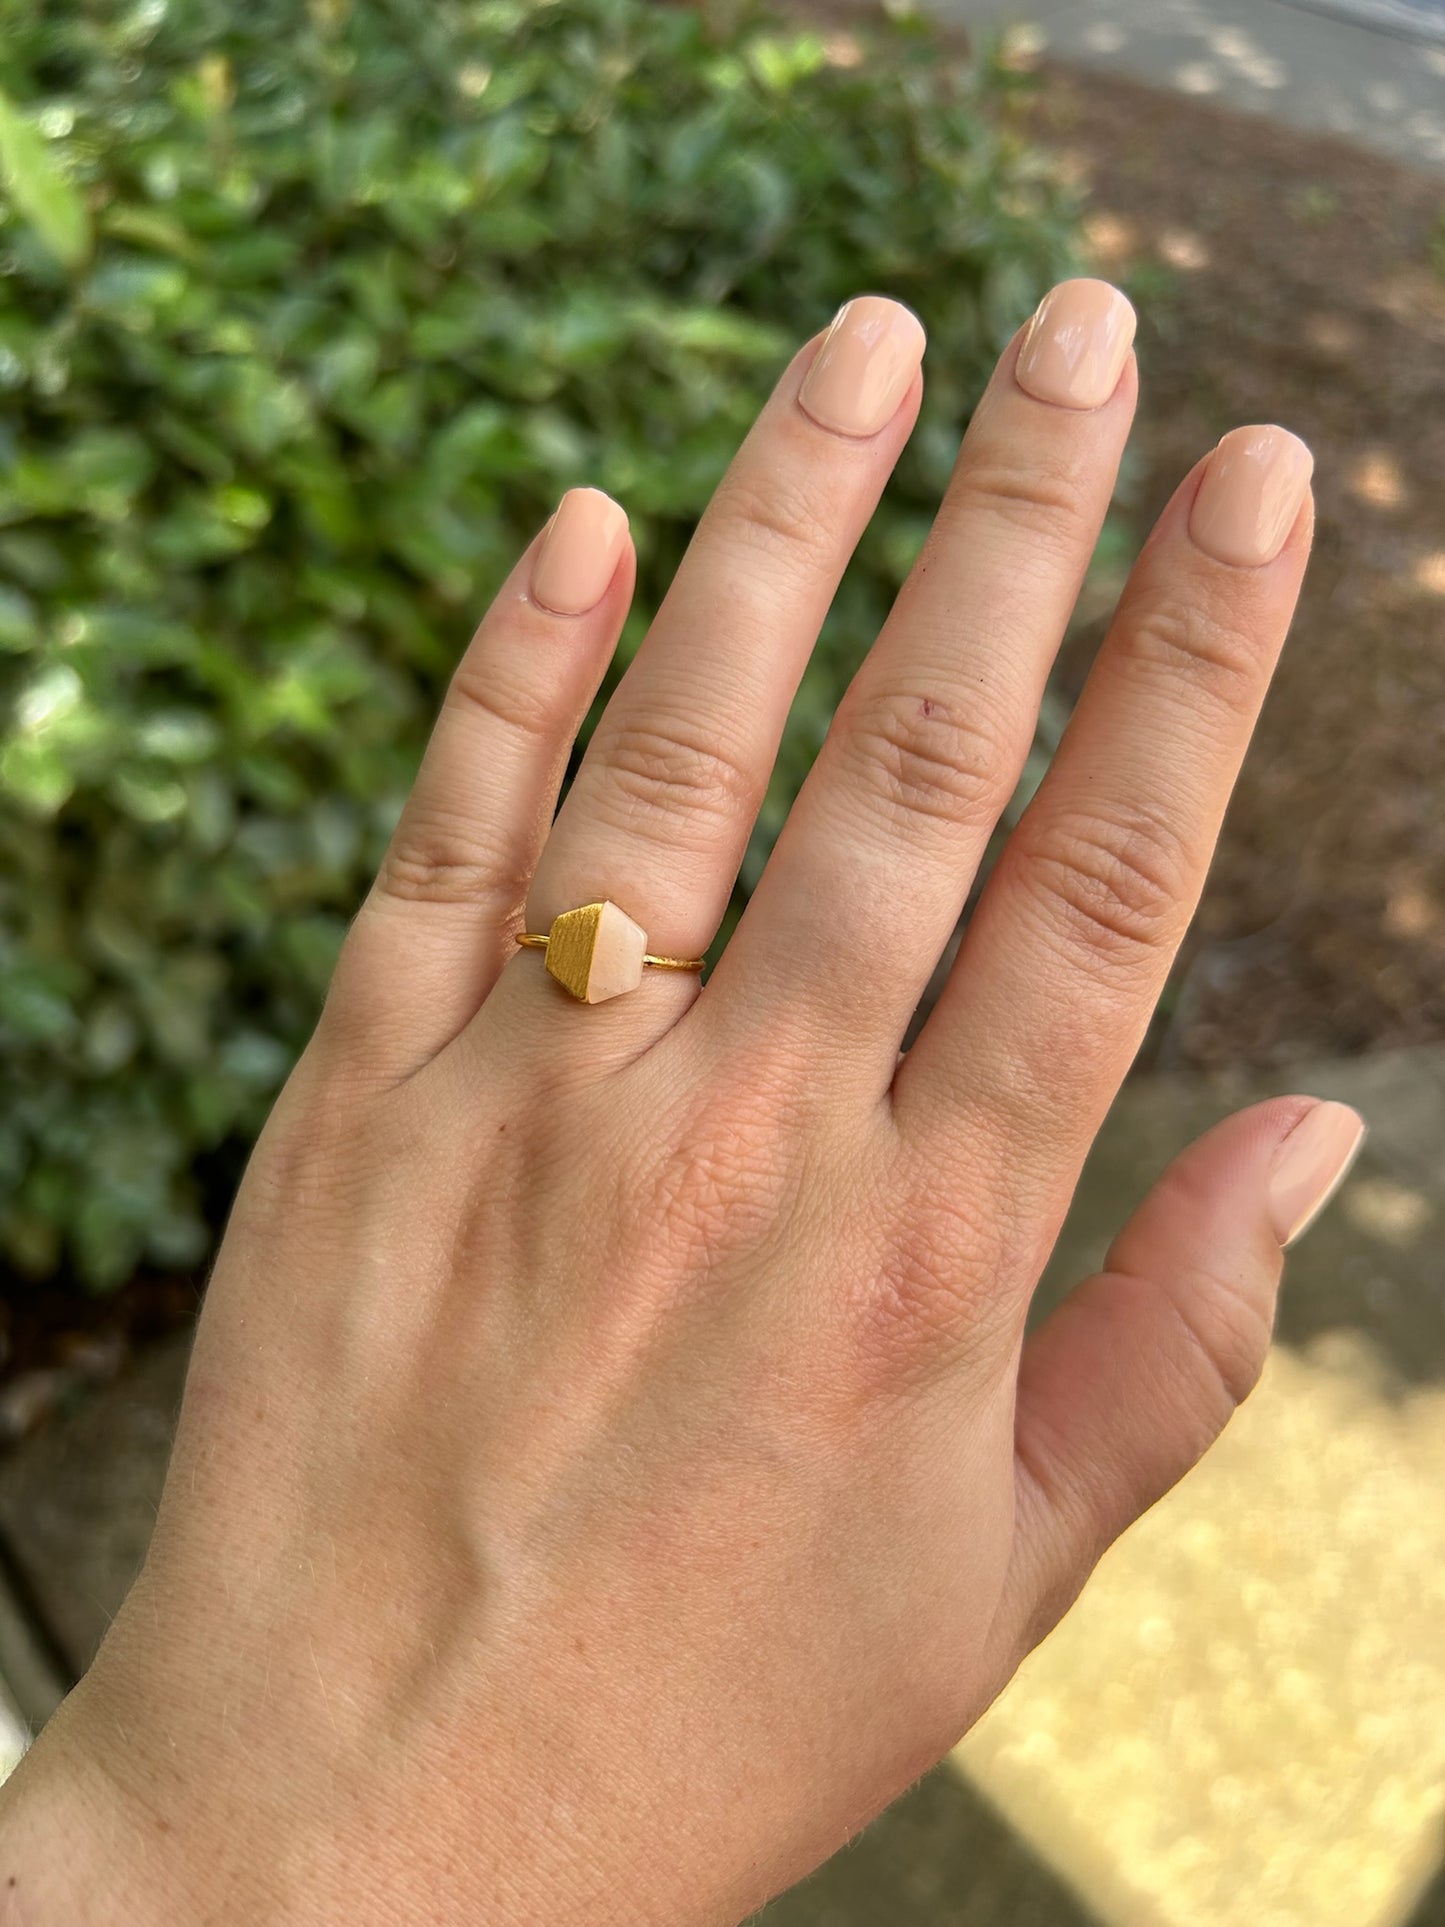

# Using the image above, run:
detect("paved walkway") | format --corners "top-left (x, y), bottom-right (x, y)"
top-left (921, 0), bottom-right (1445, 172)
top-left (1, 1050), bottom-right (1441, 1923)
top-left (1304, 0), bottom-right (1445, 43)
top-left (953, 1047), bottom-right (1445, 1927)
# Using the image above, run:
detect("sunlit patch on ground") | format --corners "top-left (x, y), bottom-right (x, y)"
top-left (0, 1705), bottom-right (25, 1783)
top-left (1081, 211), bottom-right (1139, 269)
top-left (954, 1335), bottom-right (1445, 1926)
top-left (1350, 449), bottom-right (1409, 509)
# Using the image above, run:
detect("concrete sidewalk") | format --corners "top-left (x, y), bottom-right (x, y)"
top-left (918, 0), bottom-right (1445, 172)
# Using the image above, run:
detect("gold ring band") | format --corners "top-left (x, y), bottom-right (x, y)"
top-left (515, 901), bottom-right (703, 1003)
top-left (514, 932), bottom-right (702, 971)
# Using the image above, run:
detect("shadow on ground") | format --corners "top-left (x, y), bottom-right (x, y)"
top-left (757, 1767), bottom-right (1102, 1926)
top-left (1407, 1851), bottom-right (1445, 1927)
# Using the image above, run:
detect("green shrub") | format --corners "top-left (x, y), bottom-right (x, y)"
top-left (0, 0), bottom-right (1081, 1288)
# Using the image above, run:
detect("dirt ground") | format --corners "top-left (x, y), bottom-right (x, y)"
top-left (1025, 64), bottom-right (1445, 1073)
top-left (3, 53), bottom-right (1444, 1417)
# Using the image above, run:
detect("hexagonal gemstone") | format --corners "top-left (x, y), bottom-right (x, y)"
top-left (545, 900), bottom-right (647, 1002)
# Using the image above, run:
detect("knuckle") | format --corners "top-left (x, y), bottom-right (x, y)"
top-left (635, 1088), bottom-right (800, 1279)
top-left (840, 687), bottom-right (1011, 833)
top-left (1014, 799), bottom-right (1191, 967)
top-left (447, 655), bottom-right (562, 744)
top-left (712, 464), bottom-right (835, 573)
top-left (1126, 1158), bottom-right (1276, 1406)
top-left (1149, 1271), bottom-right (1270, 1419)
top-left (1122, 1260), bottom-right (1264, 1424)
top-left (948, 448), bottom-right (1096, 557)
top-left (597, 717), bottom-right (758, 842)
top-left (377, 811), bottom-right (519, 909)
top-left (235, 1053), bottom-right (412, 1249)
top-left (871, 1217), bottom-right (980, 1342)
top-left (1180, 1281), bottom-right (1271, 1410)
top-left (850, 1181), bottom-right (1019, 1381)
top-left (1125, 599), bottom-right (1264, 706)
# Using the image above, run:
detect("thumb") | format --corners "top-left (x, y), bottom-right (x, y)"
top-left (999, 1096), bottom-right (1365, 1656)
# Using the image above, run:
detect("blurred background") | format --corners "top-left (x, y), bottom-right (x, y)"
top-left (0, 0), bottom-right (1441, 1919)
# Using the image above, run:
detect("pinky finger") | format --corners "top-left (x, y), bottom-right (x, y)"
top-left (322, 488), bottom-right (633, 1078)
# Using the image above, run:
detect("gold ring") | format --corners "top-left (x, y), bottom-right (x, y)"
top-left (515, 900), bottom-right (704, 1003)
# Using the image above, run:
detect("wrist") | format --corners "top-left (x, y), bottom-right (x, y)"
top-left (0, 1592), bottom-right (770, 1927)
top-left (0, 1697), bottom-right (153, 1926)
top-left (0, 1675), bottom-right (732, 1927)
top-left (1, 1680), bottom-right (316, 1926)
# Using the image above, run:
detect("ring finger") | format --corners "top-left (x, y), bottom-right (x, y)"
top-left (487, 297), bottom-right (926, 1045)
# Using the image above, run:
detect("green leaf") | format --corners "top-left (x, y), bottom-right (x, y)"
top-left (0, 736), bottom-right (75, 815)
top-left (109, 765), bottom-right (190, 823)
top-left (0, 86), bottom-right (91, 268)
top-left (0, 0), bottom-right (1086, 1292)
top-left (135, 709), bottom-right (223, 763)
top-left (59, 427), bottom-right (158, 513)
top-left (85, 252), bottom-right (188, 321)
top-left (0, 584), bottom-right (39, 651)
top-left (83, 999), bottom-right (141, 1072)
top-left (0, 970), bottom-right (78, 1044)
top-left (64, 607), bottom-right (203, 666)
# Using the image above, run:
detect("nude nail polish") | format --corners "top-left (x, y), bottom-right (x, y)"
top-left (1015, 278), bottom-right (1136, 410)
top-left (1267, 1102), bottom-right (1366, 1249)
top-left (530, 488), bottom-right (629, 616)
top-left (798, 296), bottom-right (926, 438)
top-left (1189, 425), bottom-right (1314, 568)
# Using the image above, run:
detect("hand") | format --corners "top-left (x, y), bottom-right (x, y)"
top-left (0, 281), bottom-right (1361, 1925)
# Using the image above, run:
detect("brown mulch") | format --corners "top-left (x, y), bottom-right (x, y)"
top-left (0, 1273), bottom-right (200, 1444)
top-left (4, 51), bottom-right (1444, 1426)
top-left (1024, 64), bottom-right (1445, 1072)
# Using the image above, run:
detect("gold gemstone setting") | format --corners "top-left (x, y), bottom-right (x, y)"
top-left (514, 901), bottom-right (706, 1001)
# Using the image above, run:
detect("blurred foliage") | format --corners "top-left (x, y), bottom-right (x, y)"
top-left (0, 0), bottom-right (1082, 1289)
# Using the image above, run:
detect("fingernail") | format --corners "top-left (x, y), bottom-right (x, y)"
top-left (1189, 425), bottom-right (1314, 568)
top-left (530, 488), bottom-right (629, 616)
top-left (798, 295), bottom-right (926, 438)
top-left (1268, 1102), bottom-right (1366, 1249)
top-left (1015, 278), bottom-right (1136, 410)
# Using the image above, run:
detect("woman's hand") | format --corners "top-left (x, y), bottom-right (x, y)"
top-left (1, 281), bottom-right (1362, 1926)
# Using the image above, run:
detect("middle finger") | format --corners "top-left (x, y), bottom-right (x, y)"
top-left (706, 279), bottom-right (1137, 1089)
top-left (512, 297), bottom-right (926, 1026)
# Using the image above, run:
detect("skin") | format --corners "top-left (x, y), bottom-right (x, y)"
top-left (0, 288), bottom-right (1322, 1924)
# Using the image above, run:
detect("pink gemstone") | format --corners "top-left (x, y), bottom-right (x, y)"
top-left (584, 901), bottom-right (647, 1002)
